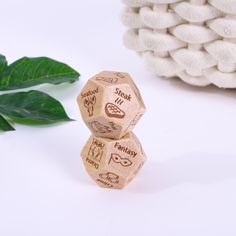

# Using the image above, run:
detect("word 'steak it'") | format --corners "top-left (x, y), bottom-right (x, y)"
top-left (77, 71), bottom-right (146, 189)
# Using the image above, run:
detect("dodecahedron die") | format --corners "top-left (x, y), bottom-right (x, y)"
top-left (81, 132), bottom-right (146, 189)
top-left (77, 71), bottom-right (146, 139)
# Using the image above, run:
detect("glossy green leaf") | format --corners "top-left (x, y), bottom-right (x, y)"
top-left (0, 54), bottom-right (7, 74)
top-left (0, 90), bottom-right (72, 124)
top-left (0, 57), bottom-right (80, 91)
top-left (0, 114), bottom-right (15, 131)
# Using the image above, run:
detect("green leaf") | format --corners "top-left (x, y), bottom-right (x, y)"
top-left (0, 57), bottom-right (80, 91)
top-left (0, 54), bottom-right (7, 74)
top-left (0, 90), bottom-right (73, 124)
top-left (0, 114), bottom-right (15, 131)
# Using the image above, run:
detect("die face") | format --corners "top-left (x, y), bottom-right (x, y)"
top-left (123, 75), bottom-right (146, 133)
top-left (125, 161), bottom-right (145, 186)
top-left (88, 169), bottom-right (127, 189)
top-left (81, 135), bottom-right (109, 172)
top-left (125, 73), bottom-right (146, 110)
top-left (81, 132), bottom-right (146, 189)
top-left (77, 80), bottom-right (104, 121)
top-left (102, 83), bottom-right (143, 138)
top-left (86, 116), bottom-right (123, 140)
top-left (92, 71), bottom-right (130, 87)
top-left (77, 71), bottom-right (146, 139)
top-left (130, 132), bottom-right (147, 158)
top-left (122, 107), bottom-right (145, 134)
top-left (105, 132), bottom-right (146, 179)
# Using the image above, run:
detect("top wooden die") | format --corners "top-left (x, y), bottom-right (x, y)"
top-left (77, 71), bottom-right (146, 139)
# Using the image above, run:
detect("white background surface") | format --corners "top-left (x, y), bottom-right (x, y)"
top-left (0, 0), bottom-right (236, 235)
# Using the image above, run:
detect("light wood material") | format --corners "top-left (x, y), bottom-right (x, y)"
top-left (78, 71), bottom-right (147, 189)
top-left (77, 71), bottom-right (146, 139)
top-left (81, 132), bottom-right (146, 189)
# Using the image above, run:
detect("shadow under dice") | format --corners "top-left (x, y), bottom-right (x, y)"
top-left (81, 132), bottom-right (146, 189)
top-left (77, 71), bottom-right (146, 139)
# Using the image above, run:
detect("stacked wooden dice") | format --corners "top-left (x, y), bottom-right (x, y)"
top-left (77, 71), bottom-right (146, 189)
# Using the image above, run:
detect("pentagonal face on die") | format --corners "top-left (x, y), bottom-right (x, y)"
top-left (91, 71), bottom-right (131, 87)
top-left (85, 115), bottom-right (123, 140)
top-left (125, 73), bottom-right (146, 110)
top-left (77, 80), bottom-right (104, 122)
top-left (101, 83), bottom-right (142, 137)
top-left (87, 169), bottom-right (127, 189)
top-left (130, 132), bottom-right (147, 159)
top-left (105, 132), bottom-right (146, 180)
top-left (124, 77), bottom-right (146, 133)
top-left (81, 135), bottom-right (108, 172)
top-left (125, 159), bottom-right (146, 186)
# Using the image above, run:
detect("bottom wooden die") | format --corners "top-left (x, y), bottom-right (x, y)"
top-left (81, 132), bottom-right (146, 189)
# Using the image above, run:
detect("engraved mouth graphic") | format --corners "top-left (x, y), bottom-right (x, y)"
top-left (95, 76), bottom-right (118, 84)
top-left (99, 172), bottom-right (119, 184)
top-left (105, 103), bottom-right (125, 119)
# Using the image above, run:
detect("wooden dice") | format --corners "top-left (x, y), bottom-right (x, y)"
top-left (81, 132), bottom-right (146, 189)
top-left (77, 71), bottom-right (146, 139)
top-left (77, 71), bottom-right (146, 189)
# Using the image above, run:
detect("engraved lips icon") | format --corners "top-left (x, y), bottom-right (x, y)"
top-left (105, 103), bottom-right (125, 119)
